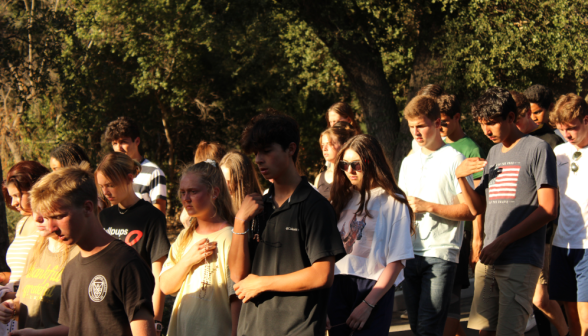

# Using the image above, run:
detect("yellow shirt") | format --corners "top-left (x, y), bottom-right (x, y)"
top-left (162, 226), bottom-right (235, 336)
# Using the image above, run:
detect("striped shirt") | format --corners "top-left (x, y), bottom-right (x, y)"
top-left (6, 216), bottom-right (38, 290)
top-left (133, 158), bottom-right (167, 203)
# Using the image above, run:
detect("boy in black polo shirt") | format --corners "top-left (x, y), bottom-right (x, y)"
top-left (228, 112), bottom-right (346, 336)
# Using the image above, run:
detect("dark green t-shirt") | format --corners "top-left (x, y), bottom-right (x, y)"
top-left (446, 136), bottom-right (485, 231)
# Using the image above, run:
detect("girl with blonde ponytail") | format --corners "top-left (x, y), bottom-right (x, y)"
top-left (95, 152), bottom-right (170, 331)
top-left (160, 160), bottom-right (240, 336)
top-left (219, 151), bottom-right (262, 214)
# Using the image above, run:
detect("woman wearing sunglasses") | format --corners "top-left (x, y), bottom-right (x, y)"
top-left (327, 134), bottom-right (414, 335)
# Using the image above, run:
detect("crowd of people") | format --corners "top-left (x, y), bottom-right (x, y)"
top-left (0, 83), bottom-right (586, 336)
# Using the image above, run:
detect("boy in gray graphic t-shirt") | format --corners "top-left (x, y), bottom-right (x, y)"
top-left (455, 87), bottom-right (558, 336)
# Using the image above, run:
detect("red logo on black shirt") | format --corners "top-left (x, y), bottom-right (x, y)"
top-left (125, 230), bottom-right (143, 246)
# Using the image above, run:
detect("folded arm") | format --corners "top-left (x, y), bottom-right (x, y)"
top-left (234, 256), bottom-right (335, 303)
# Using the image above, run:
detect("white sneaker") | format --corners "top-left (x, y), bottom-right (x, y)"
top-left (400, 310), bottom-right (409, 319)
top-left (525, 314), bottom-right (537, 332)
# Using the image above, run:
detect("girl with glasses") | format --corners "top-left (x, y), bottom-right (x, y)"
top-left (328, 134), bottom-right (414, 335)
top-left (160, 160), bottom-right (240, 336)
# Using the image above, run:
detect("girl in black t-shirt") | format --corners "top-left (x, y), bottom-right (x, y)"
top-left (95, 152), bottom-right (170, 332)
top-left (160, 160), bottom-right (240, 336)
top-left (328, 135), bottom-right (415, 336)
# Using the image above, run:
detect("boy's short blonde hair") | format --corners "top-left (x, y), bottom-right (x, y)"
top-left (30, 163), bottom-right (98, 214)
top-left (550, 93), bottom-right (588, 125)
top-left (404, 95), bottom-right (440, 122)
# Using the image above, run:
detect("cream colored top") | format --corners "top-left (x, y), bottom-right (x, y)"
top-left (162, 226), bottom-right (235, 336)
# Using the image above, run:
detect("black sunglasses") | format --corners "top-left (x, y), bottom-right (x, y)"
top-left (572, 151), bottom-right (582, 173)
top-left (339, 160), bottom-right (363, 172)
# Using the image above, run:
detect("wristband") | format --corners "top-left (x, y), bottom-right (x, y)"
top-left (231, 228), bottom-right (250, 235)
top-left (235, 216), bottom-right (248, 223)
top-left (362, 299), bottom-right (375, 309)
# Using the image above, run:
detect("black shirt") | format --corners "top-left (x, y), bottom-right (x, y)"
top-left (530, 124), bottom-right (564, 150)
top-left (529, 124), bottom-right (564, 243)
top-left (59, 240), bottom-right (155, 336)
top-left (238, 177), bottom-right (346, 336)
top-left (100, 199), bottom-right (170, 267)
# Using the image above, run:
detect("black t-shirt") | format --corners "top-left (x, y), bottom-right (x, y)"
top-left (100, 199), bottom-right (170, 267)
top-left (530, 124), bottom-right (564, 150)
top-left (530, 124), bottom-right (563, 243)
top-left (58, 240), bottom-right (155, 336)
top-left (238, 177), bottom-right (346, 336)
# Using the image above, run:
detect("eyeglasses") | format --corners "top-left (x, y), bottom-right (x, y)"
top-left (339, 160), bottom-right (362, 172)
top-left (571, 151), bottom-right (582, 173)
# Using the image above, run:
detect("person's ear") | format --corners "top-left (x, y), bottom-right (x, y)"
top-left (288, 142), bottom-right (297, 157)
top-left (507, 111), bottom-right (516, 123)
top-left (212, 187), bottom-right (220, 200)
top-left (454, 113), bottom-right (461, 122)
top-left (134, 137), bottom-right (141, 148)
top-left (127, 173), bottom-right (135, 183)
top-left (83, 200), bottom-right (94, 217)
top-left (583, 115), bottom-right (588, 125)
top-left (434, 118), bottom-right (441, 128)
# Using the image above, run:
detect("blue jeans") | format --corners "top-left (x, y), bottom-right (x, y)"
top-left (402, 255), bottom-right (457, 336)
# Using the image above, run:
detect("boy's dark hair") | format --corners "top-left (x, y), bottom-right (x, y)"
top-left (510, 90), bottom-right (531, 120)
top-left (241, 110), bottom-right (300, 162)
top-left (523, 84), bottom-right (554, 110)
top-left (436, 94), bottom-right (460, 118)
top-left (104, 117), bottom-right (140, 143)
top-left (50, 142), bottom-right (90, 168)
top-left (471, 87), bottom-right (517, 122)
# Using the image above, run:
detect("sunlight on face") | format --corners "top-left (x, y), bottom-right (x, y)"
top-left (341, 149), bottom-right (364, 188)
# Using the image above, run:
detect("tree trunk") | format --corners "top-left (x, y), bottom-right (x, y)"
top-left (155, 92), bottom-right (175, 179)
top-left (295, 4), bottom-right (412, 176)
top-left (0, 160), bottom-right (11, 273)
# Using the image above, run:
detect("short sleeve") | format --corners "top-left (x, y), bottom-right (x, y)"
top-left (398, 157), bottom-right (409, 193)
top-left (532, 141), bottom-right (558, 189)
top-left (120, 260), bottom-right (155, 322)
top-left (452, 153), bottom-right (473, 195)
top-left (146, 212), bottom-right (171, 264)
top-left (303, 198), bottom-right (346, 265)
top-left (466, 145), bottom-right (485, 180)
top-left (161, 237), bottom-right (181, 275)
top-left (148, 169), bottom-right (167, 203)
top-left (384, 199), bottom-right (414, 265)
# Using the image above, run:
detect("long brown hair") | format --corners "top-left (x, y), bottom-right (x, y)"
top-left (330, 134), bottom-right (414, 234)
top-left (319, 121), bottom-right (358, 149)
top-left (219, 151), bottom-right (262, 214)
top-left (171, 161), bottom-right (235, 263)
top-left (325, 102), bottom-right (362, 134)
top-left (2, 161), bottom-right (50, 212)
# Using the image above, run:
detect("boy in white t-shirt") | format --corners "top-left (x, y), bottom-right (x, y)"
top-left (549, 93), bottom-right (588, 336)
top-left (399, 95), bottom-right (474, 336)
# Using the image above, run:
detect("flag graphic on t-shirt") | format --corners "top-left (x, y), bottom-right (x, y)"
top-left (489, 165), bottom-right (521, 200)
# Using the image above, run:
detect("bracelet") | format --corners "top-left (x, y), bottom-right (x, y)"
top-left (231, 228), bottom-right (250, 235)
top-left (235, 216), bottom-right (248, 223)
top-left (362, 299), bottom-right (375, 309)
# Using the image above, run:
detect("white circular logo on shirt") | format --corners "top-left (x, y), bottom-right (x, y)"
top-left (88, 275), bottom-right (108, 302)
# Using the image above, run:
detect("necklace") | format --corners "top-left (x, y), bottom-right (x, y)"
top-left (118, 206), bottom-right (129, 215)
top-left (199, 256), bottom-right (212, 299)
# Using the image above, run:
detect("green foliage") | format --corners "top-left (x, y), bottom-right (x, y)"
top-left (2, 0), bottom-right (588, 218)
top-left (436, 0), bottom-right (588, 97)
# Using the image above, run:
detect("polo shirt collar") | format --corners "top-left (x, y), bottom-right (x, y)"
top-left (264, 176), bottom-right (313, 206)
